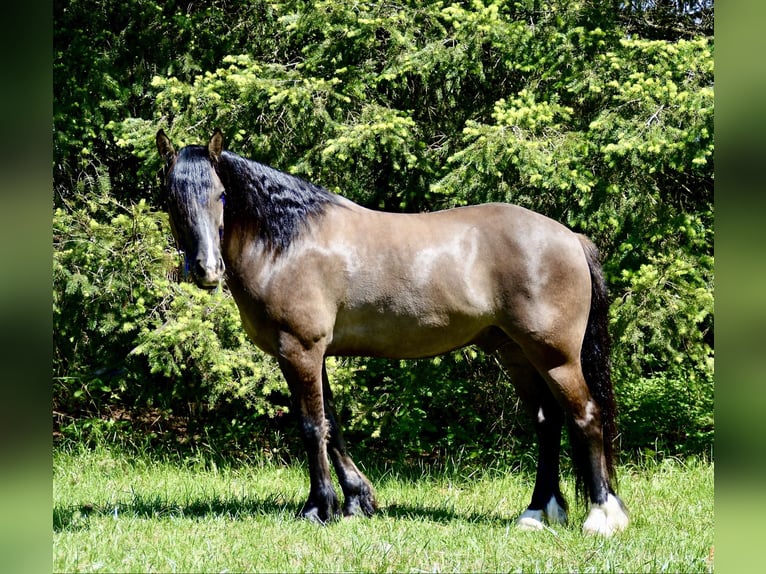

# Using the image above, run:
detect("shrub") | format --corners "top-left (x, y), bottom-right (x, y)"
top-left (53, 168), bottom-right (286, 451)
top-left (55, 0), bottom-right (714, 461)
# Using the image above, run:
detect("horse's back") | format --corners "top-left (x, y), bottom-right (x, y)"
top-left (316, 201), bottom-right (591, 358)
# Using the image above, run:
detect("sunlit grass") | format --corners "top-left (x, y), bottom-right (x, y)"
top-left (54, 445), bottom-right (713, 573)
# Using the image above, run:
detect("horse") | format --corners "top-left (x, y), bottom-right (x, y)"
top-left (155, 129), bottom-right (629, 536)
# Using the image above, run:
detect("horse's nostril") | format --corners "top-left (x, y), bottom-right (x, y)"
top-left (195, 258), bottom-right (208, 277)
top-left (193, 256), bottom-right (224, 287)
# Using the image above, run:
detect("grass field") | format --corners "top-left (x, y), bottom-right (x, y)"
top-left (53, 445), bottom-right (713, 573)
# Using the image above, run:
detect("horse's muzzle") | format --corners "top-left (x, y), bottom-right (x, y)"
top-left (192, 256), bottom-right (225, 289)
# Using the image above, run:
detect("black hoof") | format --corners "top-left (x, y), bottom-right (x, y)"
top-left (343, 491), bottom-right (377, 517)
top-left (298, 494), bottom-right (340, 525)
top-left (299, 505), bottom-right (332, 525)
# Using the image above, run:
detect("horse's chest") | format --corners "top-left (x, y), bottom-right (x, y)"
top-left (227, 256), bottom-right (341, 354)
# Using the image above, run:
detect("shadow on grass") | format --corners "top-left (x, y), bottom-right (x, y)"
top-left (53, 453), bottom-right (545, 533)
top-left (54, 466), bottom-right (537, 533)
top-left (54, 478), bottom-right (532, 533)
top-left (379, 502), bottom-right (519, 527)
top-left (53, 493), bottom-right (303, 533)
top-left (54, 497), bottom-right (523, 533)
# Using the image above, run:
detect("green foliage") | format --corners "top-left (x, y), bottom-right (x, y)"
top-left (328, 352), bottom-right (531, 464)
top-left (54, 0), bottom-right (282, 200)
top-left (53, 170), bottom-right (285, 449)
top-left (55, 0), bottom-right (714, 460)
top-left (130, 282), bottom-right (286, 418)
top-left (53, 164), bottom-right (174, 415)
top-left (611, 238), bottom-right (714, 455)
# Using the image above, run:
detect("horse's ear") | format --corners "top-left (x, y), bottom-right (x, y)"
top-left (208, 129), bottom-right (224, 162)
top-left (156, 129), bottom-right (176, 161)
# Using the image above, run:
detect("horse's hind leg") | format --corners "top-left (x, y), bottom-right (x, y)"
top-left (535, 358), bottom-right (629, 536)
top-left (322, 362), bottom-right (377, 517)
top-left (495, 345), bottom-right (568, 530)
top-left (519, 388), bottom-right (568, 530)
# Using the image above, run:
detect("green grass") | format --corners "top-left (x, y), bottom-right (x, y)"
top-left (53, 446), bottom-right (713, 573)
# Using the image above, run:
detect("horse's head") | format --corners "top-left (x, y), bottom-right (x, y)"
top-left (156, 129), bottom-right (226, 288)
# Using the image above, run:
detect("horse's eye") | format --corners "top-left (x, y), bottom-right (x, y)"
top-left (220, 192), bottom-right (226, 205)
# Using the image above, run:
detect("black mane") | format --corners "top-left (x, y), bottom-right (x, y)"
top-left (168, 146), bottom-right (216, 203)
top-left (216, 150), bottom-right (342, 252)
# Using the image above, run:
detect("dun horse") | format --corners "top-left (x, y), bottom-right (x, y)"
top-left (156, 129), bottom-right (629, 535)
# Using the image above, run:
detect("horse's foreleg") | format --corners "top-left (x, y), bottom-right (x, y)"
top-left (278, 343), bottom-right (340, 524)
top-left (322, 362), bottom-right (377, 517)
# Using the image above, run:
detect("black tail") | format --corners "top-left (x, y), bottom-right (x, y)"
top-left (574, 235), bottom-right (618, 500)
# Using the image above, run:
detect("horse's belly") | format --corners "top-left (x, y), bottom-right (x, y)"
top-left (327, 239), bottom-right (499, 358)
top-left (327, 306), bottom-right (493, 359)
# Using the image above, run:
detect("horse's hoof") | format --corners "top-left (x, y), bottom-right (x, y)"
top-left (298, 503), bottom-right (339, 525)
top-left (582, 494), bottom-right (629, 536)
top-left (343, 494), bottom-right (377, 518)
top-left (298, 506), bottom-right (327, 525)
top-left (516, 509), bottom-right (546, 531)
top-left (342, 502), bottom-right (368, 518)
top-left (517, 495), bottom-right (567, 531)
top-left (544, 495), bottom-right (568, 525)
